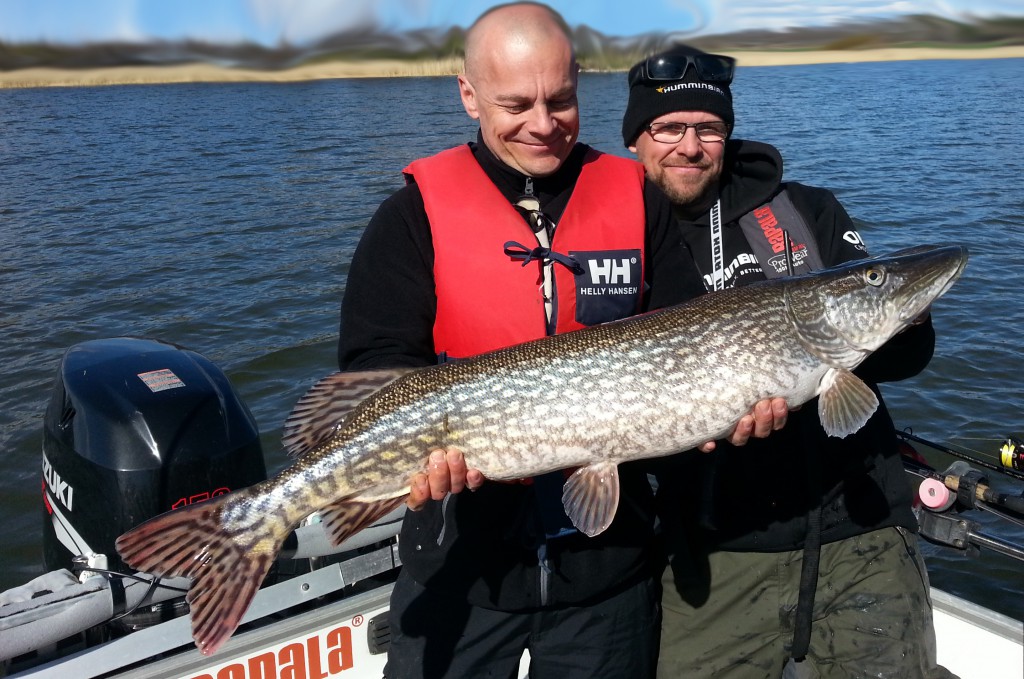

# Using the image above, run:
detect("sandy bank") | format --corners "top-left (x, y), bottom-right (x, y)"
top-left (731, 45), bottom-right (1024, 67)
top-left (1, 47), bottom-right (1022, 89)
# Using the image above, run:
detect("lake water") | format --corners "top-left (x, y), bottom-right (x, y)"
top-left (1, 58), bottom-right (1022, 621)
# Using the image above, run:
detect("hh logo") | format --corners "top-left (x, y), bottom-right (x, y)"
top-left (588, 258), bottom-right (633, 285)
top-left (571, 249), bottom-right (642, 327)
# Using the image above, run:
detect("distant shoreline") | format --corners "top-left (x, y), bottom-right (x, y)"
top-left (2, 46), bottom-right (1022, 89)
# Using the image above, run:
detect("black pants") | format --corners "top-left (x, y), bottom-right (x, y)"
top-left (384, 569), bottom-right (661, 679)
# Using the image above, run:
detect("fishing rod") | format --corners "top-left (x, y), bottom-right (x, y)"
top-left (899, 432), bottom-right (1024, 562)
top-left (900, 434), bottom-right (1024, 522)
top-left (897, 429), bottom-right (1024, 483)
top-left (905, 457), bottom-right (1024, 524)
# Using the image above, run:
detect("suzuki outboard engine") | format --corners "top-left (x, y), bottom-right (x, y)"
top-left (40, 337), bottom-right (267, 626)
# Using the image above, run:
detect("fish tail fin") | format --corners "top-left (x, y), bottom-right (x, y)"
top-left (115, 493), bottom-right (285, 656)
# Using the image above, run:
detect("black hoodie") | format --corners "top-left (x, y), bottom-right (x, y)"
top-left (653, 139), bottom-right (933, 552)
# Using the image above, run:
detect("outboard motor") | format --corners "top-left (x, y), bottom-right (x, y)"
top-left (40, 337), bottom-right (267, 626)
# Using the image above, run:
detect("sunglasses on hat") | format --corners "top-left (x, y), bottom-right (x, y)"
top-left (629, 53), bottom-right (736, 86)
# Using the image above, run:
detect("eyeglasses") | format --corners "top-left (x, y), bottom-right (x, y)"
top-left (646, 121), bottom-right (730, 144)
top-left (629, 53), bottom-right (736, 86)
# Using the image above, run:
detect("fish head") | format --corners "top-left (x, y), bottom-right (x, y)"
top-left (787, 244), bottom-right (968, 363)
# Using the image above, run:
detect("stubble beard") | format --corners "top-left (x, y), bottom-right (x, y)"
top-left (659, 170), bottom-right (717, 213)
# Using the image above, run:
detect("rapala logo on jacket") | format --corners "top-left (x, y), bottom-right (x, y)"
top-left (571, 249), bottom-right (642, 326)
top-left (752, 203), bottom-right (811, 274)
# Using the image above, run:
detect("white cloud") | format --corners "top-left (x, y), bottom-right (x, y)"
top-left (926, 0), bottom-right (1024, 17)
top-left (247, 0), bottom-right (377, 43)
top-left (704, 0), bottom-right (930, 33)
top-left (663, 0), bottom-right (716, 33)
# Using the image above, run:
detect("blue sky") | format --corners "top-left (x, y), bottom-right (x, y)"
top-left (1, 0), bottom-right (1021, 46)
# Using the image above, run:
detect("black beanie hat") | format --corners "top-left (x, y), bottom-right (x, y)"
top-left (622, 44), bottom-right (735, 147)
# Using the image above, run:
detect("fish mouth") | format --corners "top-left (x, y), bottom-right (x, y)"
top-left (891, 244), bottom-right (969, 323)
top-left (942, 246), bottom-right (969, 292)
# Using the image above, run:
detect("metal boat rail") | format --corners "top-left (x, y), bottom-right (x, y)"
top-left (2, 512), bottom-right (405, 677)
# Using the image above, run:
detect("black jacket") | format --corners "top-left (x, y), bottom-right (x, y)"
top-left (338, 137), bottom-right (703, 610)
top-left (654, 139), bottom-right (934, 552)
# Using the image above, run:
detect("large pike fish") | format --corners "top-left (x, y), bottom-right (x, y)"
top-left (116, 244), bottom-right (967, 655)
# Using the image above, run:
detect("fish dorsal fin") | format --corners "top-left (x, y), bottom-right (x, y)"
top-left (318, 495), bottom-right (409, 547)
top-left (282, 369), bottom-right (415, 457)
top-left (561, 461), bottom-right (621, 537)
top-left (818, 368), bottom-right (879, 438)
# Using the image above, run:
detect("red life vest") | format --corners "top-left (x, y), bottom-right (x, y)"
top-left (404, 145), bottom-right (646, 358)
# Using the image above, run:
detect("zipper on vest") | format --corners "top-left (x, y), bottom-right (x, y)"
top-left (515, 178), bottom-right (557, 334)
top-left (534, 221), bottom-right (557, 334)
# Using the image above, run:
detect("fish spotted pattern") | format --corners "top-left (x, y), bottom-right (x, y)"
top-left (116, 244), bottom-right (968, 655)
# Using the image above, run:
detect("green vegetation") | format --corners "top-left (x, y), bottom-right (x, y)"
top-left (2, 14), bottom-right (1022, 72)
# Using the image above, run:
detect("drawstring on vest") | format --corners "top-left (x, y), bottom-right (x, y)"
top-left (504, 241), bottom-right (585, 276)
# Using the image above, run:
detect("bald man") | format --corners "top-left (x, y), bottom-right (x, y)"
top-left (338, 3), bottom-right (779, 677)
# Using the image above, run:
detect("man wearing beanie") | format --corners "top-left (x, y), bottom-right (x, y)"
top-left (624, 45), bottom-right (956, 678)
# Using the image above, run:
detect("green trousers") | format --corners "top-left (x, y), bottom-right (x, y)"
top-left (658, 527), bottom-right (958, 679)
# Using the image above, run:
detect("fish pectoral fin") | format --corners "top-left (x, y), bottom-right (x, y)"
top-left (560, 461), bottom-right (620, 538)
top-left (319, 494), bottom-right (409, 547)
top-left (818, 368), bottom-right (879, 438)
top-left (282, 369), bottom-right (417, 458)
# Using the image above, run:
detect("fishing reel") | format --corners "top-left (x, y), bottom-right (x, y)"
top-left (1000, 436), bottom-right (1023, 473)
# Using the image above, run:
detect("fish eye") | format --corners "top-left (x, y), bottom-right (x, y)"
top-left (865, 268), bottom-right (885, 286)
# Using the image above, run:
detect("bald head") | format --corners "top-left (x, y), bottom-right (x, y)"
top-left (464, 3), bottom-right (575, 80)
top-left (457, 2), bottom-right (580, 177)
